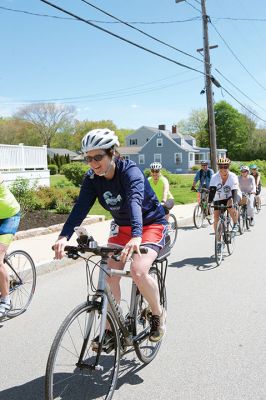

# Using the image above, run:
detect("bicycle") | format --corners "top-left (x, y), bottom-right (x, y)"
top-left (45, 233), bottom-right (169, 400)
top-left (254, 193), bottom-right (261, 214)
top-left (214, 205), bottom-right (236, 266)
top-left (162, 199), bottom-right (178, 248)
top-left (193, 187), bottom-right (213, 229)
top-left (3, 250), bottom-right (36, 317)
top-left (238, 193), bottom-right (251, 234)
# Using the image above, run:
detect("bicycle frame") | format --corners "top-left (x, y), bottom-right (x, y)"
top-left (77, 249), bottom-right (168, 369)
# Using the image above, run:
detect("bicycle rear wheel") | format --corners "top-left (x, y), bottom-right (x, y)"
top-left (167, 213), bottom-right (178, 248)
top-left (133, 267), bottom-right (166, 364)
top-left (45, 302), bottom-right (120, 400)
top-left (215, 221), bottom-right (225, 266)
top-left (6, 250), bottom-right (36, 317)
top-left (193, 204), bottom-right (203, 229)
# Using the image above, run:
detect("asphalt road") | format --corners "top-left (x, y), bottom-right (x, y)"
top-left (1, 200), bottom-right (266, 400)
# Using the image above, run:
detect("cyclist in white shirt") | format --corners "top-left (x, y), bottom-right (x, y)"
top-left (208, 158), bottom-right (240, 233)
top-left (238, 165), bottom-right (256, 226)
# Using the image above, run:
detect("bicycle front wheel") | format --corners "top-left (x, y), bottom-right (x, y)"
top-left (215, 221), bottom-right (225, 266)
top-left (6, 250), bottom-right (36, 317)
top-left (133, 267), bottom-right (166, 364)
top-left (193, 204), bottom-right (203, 229)
top-left (226, 221), bottom-right (236, 256)
top-left (167, 213), bottom-right (178, 248)
top-left (45, 302), bottom-right (120, 400)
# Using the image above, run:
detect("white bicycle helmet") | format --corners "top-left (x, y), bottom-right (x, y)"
top-left (81, 128), bottom-right (119, 152)
top-left (240, 165), bottom-right (250, 173)
top-left (150, 162), bottom-right (162, 170)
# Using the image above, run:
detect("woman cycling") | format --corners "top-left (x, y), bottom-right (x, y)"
top-left (54, 128), bottom-right (167, 342)
top-left (250, 164), bottom-right (261, 211)
top-left (208, 157), bottom-right (240, 233)
top-left (148, 162), bottom-right (174, 220)
top-left (0, 173), bottom-right (21, 318)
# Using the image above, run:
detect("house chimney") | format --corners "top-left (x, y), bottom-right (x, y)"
top-left (158, 124), bottom-right (166, 131)
top-left (172, 125), bottom-right (177, 134)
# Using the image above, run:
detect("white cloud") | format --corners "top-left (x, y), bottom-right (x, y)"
top-left (130, 104), bottom-right (140, 109)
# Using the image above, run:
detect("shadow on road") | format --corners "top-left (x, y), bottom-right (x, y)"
top-left (169, 256), bottom-right (218, 271)
top-left (0, 350), bottom-right (146, 400)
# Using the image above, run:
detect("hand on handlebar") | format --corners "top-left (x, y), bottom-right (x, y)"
top-left (120, 237), bottom-right (142, 263)
top-left (53, 236), bottom-right (68, 260)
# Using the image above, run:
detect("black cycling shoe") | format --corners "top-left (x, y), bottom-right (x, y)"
top-left (149, 312), bottom-right (166, 343)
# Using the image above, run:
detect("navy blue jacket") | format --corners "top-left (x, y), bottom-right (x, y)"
top-left (60, 158), bottom-right (166, 239)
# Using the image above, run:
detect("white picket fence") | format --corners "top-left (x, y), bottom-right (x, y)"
top-left (0, 143), bottom-right (50, 187)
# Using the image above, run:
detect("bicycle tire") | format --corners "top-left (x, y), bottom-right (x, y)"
top-left (193, 204), bottom-right (203, 229)
top-left (226, 220), bottom-right (236, 256)
top-left (238, 208), bottom-right (244, 235)
top-left (207, 207), bottom-right (214, 225)
top-left (6, 250), bottom-right (36, 317)
top-left (215, 220), bottom-right (225, 266)
top-left (133, 267), bottom-right (166, 364)
top-left (45, 302), bottom-right (120, 400)
top-left (167, 213), bottom-right (178, 248)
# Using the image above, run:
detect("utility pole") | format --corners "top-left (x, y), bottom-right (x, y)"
top-left (201, 0), bottom-right (217, 172)
top-left (176, 0), bottom-right (218, 172)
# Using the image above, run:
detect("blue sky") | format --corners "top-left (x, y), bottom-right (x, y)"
top-left (1, 0), bottom-right (266, 129)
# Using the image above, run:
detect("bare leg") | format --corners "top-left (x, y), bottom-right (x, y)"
top-left (130, 249), bottom-right (161, 316)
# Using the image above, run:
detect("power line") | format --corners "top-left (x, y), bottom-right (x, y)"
top-left (184, 0), bottom-right (202, 14)
top-left (39, 0), bottom-right (206, 76)
top-left (210, 21), bottom-right (266, 91)
top-left (80, 0), bottom-right (204, 64)
top-left (0, 5), bottom-right (200, 24)
top-left (219, 84), bottom-right (266, 123)
top-left (215, 68), bottom-right (266, 112)
top-left (0, 76), bottom-right (201, 105)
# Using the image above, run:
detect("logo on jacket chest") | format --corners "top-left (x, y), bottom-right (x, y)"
top-left (103, 191), bottom-right (122, 209)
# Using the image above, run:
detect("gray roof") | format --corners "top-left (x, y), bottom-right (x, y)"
top-left (119, 146), bottom-right (141, 155)
top-left (47, 148), bottom-right (79, 158)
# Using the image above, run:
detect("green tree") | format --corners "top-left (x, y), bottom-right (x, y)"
top-left (0, 117), bottom-right (42, 145)
top-left (214, 101), bottom-right (250, 159)
top-left (177, 108), bottom-right (208, 146)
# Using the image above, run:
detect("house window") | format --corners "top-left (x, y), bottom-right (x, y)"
top-left (139, 154), bottom-right (145, 164)
top-left (154, 154), bottom-right (161, 163)
top-left (195, 153), bottom-right (205, 163)
top-left (130, 139), bottom-right (137, 145)
top-left (174, 153), bottom-right (182, 165)
top-left (189, 152), bottom-right (194, 162)
top-left (157, 138), bottom-right (163, 147)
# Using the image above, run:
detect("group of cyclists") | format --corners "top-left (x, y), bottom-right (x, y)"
top-left (0, 128), bottom-right (263, 350)
top-left (192, 159), bottom-right (261, 232)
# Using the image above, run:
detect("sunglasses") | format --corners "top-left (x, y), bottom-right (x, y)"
top-left (84, 153), bottom-right (107, 163)
top-left (241, 170), bottom-right (248, 173)
top-left (151, 169), bottom-right (160, 173)
top-left (218, 165), bottom-right (229, 169)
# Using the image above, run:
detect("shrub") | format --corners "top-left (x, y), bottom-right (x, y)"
top-left (33, 187), bottom-right (58, 210)
top-left (10, 178), bottom-right (36, 217)
top-left (48, 164), bottom-right (58, 175)
top-left (61, 162), bottom-right (89, 187)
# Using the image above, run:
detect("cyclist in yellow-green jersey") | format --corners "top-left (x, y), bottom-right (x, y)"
top-left (0, 173), bottom-right (20, 318)
top-left (148, 162), bottom-right (174, 220)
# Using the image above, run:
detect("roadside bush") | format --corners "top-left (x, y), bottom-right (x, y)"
top-left (10, 178), bottom-right (36, 217)
top-left (33, 187), bottom-right (58, 210)
top-left (48, 164), bottom-right (58, 175)
top-left (61, 162), bottom-right (89, 187)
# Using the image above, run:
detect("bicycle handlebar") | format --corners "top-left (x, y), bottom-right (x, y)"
top-left (52, 235), bottom-right (148, 260)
